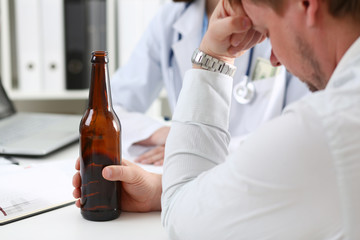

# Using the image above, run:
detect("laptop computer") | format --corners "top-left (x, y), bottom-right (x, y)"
top-left (0, 80), bottom-right (81, 157)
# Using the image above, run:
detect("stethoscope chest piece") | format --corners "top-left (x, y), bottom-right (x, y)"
top-left (233, 75), bottom-right (256, 104)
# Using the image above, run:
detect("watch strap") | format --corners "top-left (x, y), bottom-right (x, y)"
top-left (191, 48), bottom-right (236, 77)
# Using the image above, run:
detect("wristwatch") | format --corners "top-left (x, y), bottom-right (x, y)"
top-left (191, 48), bottom-right (236, 77)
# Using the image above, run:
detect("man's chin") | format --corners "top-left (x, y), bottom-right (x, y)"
top-left (307, 84), bottom-right (318, 92)
top-left (298, 77), bottom-right (318, 92)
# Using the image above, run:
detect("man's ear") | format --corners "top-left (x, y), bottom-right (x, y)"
top-left (302, 0), bottom-right (319, 27)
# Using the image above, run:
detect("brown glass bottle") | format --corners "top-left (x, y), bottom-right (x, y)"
top-left (79, 51), bottom-right (121, 221)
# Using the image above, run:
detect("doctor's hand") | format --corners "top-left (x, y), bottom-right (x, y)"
top-left (198, 0), bottom-right (265, 64)
top-left (73, 158), bottom-right (162, 212)
top-left (135, 146), bottom-right (165, 166)
top-left (134, 126), bottom-right (170, 165)
top-left (135, 126), bottom-right (170, 146)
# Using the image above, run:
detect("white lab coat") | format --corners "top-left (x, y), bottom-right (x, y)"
top-left (111, 0), bottom-right (309, 153)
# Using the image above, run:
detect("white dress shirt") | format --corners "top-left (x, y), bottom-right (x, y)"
top-left (162, 38), bottom-right (360, 239)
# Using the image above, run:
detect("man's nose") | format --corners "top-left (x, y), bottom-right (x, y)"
top-left (270, 50), bottom-right (281, 67)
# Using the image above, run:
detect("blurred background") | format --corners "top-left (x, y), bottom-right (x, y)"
top-left (0, 0), bottom-right (170, 117)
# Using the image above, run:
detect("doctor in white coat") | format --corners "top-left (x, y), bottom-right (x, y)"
top-left (111, 0), bottom-right (309, 165)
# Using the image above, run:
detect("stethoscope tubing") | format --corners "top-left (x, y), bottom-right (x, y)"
top-left (233, 48), bottom-right (256, 104)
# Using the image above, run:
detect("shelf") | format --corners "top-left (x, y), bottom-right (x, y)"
top-left (8, 89), bottom-right (89, 101)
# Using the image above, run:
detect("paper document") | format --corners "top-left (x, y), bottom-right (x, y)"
top-left (0, 161), bottom-right (75, 225)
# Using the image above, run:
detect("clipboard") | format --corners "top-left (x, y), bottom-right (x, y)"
top-left (0, 160), bottom-right (75, 225)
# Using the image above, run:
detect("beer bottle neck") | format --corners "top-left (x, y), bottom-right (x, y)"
top-left (88, 62), bottom-right (112, 110)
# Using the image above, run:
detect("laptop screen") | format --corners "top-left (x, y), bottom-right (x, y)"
top-left (0, 79), bottom-right (16, 119)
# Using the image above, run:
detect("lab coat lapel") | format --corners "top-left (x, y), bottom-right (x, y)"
top-left (261, 67), bottom-right (287, 121)
top-left (172, 0), bottom-right (205, 79)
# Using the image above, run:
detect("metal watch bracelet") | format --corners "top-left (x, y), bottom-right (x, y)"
top-left (191, 48), bottom-right (236, 77)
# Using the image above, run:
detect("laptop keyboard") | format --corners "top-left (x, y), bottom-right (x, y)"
top-left (0, 114), bottom-right (61, 145)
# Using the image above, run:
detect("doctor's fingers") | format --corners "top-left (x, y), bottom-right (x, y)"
top-left (135, 146), bottom-right (165, 165)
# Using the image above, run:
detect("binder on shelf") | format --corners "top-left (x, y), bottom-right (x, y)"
top-left (64, 0), bottom-right (88, 90)
top-left (0, 0), bottom-right (13, 92)
top-left (14, 0), bottom-right (43, 92)
top-left (40, 0), bottom-right (66, 91)
top-left (87, 0), bottom-right (107, 54)
top-left (64, 0), bottom-right (106, 90)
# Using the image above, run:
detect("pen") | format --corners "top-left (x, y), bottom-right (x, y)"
top-left (1, 156), bottom-right (20, 165)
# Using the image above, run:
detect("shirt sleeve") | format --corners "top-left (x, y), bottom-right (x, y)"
top-left (161, 69), bottom-right (342, 239)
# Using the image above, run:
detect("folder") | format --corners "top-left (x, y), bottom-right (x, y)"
top-left (63, 0), bottom-right (107, 90)
top-left (14, 0), bottom-right (43, 92)
top-left (64, 0), bottom-right (89, 90)
top-left (40, 0), bottom-right (66, 91)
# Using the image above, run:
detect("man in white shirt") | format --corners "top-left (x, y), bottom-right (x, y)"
top-left (73, 0), bottom-right (360, 238)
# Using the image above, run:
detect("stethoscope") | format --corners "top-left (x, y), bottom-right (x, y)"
top-left (233, 48), bottom-right (256, 104)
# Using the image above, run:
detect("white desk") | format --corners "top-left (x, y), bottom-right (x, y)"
top-left (1, 143), bottom-right (168, 240)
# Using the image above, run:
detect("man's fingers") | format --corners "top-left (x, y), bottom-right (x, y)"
top-left (211, 15), bottom-right (251, 41)
top-left (230, 26), bottom-right (255, 48)
top-left (75, 199), bottom-right (81, 208)
top-left (229, 30), bottom-right (266, 55)
top-left (75, 157), bottom-right (80, 170)
top-left (72, 172), bottom-right (81, 188)
top-left (103, 164), bottom-right (143, 182)
top-left (73, 187), bottom-right (81, 199)
top-left (202, 15), bottom-right (253, 59)
top-left (122, 159), bottom-right (135, 167)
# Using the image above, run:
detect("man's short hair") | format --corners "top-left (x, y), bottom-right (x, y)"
top-left (233, 0), bottom-right (360, 22)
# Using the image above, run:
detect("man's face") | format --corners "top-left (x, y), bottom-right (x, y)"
top-left (241, 0), bottom-right (327, 91)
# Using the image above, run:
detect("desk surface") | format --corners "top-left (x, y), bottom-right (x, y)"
top-left (2, 206), bottom-right (167, 240)
top-left (1, 143), bottom-right (168, 240)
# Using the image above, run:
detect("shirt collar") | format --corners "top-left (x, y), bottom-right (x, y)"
top-left (326, 36), bottom-right (360, 90)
